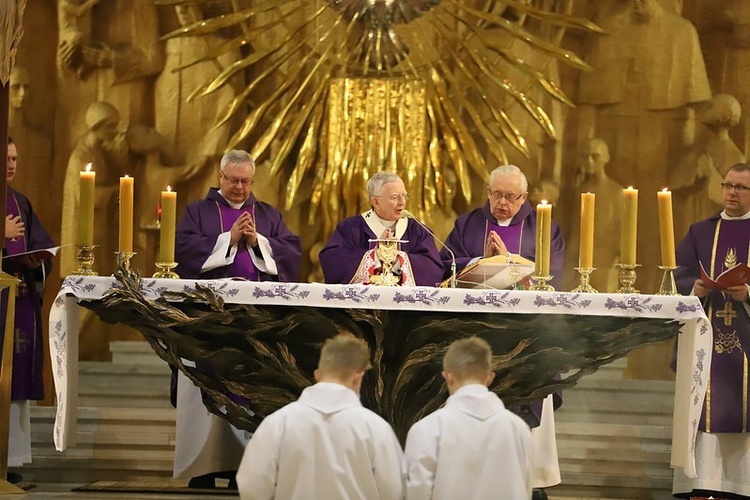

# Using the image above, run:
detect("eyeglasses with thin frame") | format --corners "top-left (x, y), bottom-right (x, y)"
top-left (721, 182), bottom-right (750, 192)
top-left (488, 190), bottom-right (525, 202)
top-left (221, 172), bottom-right (254, 187)
top-left (376, 193), bottom-right (409, 202)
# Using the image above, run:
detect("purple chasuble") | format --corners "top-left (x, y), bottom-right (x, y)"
top-left (217, 203), bottom-right (259, 281)
top-left (700, 219), bottom-right (750, 432)
top-left (486, 220), bottom-right (524, 255)
top-left (0, 189), bottom-right (54, 400)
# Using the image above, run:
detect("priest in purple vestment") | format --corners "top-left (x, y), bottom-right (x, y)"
top-left (443, 164), bottom-right (565, 288)
top-left (173, 149), bottom-right (301, 489)
top-left (673, 163), bottom-right (750, 499)
top-left (175, 149), bottom-right (301, 281)
top-left (443, 165), bottom-right (564, 496)
top-left (319, 171), bottom-right (444, 287)
top-left (2, 137), bottom-right (55, 473)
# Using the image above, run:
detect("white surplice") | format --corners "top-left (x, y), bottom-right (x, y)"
top-left (236, 382), bottom-right (406, 500)
top-left (404, 384), bottom-right (533, 500)
top-left (172, 371), bottom-right (249, 479)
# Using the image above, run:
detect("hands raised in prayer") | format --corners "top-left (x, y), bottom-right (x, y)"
top-left (230, 211), bottom-right (258, 248)
top-left (483, 230), bottom-right (509, 258)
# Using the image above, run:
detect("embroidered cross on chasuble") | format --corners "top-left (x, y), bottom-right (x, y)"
top-left (703, 218), bottom-right (750, 432)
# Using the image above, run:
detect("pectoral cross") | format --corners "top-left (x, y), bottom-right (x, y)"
top-left (14, 328), bottom-right (29, 354)
top-left (716, 302), bottom-right (737, 327)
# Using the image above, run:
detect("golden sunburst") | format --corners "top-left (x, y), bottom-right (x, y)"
top-left (157, 0), bottom-right (601, 234)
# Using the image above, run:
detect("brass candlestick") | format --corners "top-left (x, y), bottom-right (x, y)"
top-left (153, 262), bottom-right (179, 279)
top-left (572, 267), bottom-right (598, 293)
top-left (657, 265), bottom-right (679, 295)
top-left (72, 245), bottom-right (97, 276)
top-left (616, 263), bottom-right (640, 294)
top-left (529, 274), bottom-right (555, 291)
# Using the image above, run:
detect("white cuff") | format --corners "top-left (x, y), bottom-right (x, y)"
top-left (201, 231), bottom-right (236, 272)
top-left (251, 233), bottom-right (278, 276)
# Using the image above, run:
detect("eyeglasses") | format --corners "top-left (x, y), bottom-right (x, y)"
top-left (488, 190), bottom-right (525, 202)
top-left (221, 172), bottom-right (254, 187)
top-left (721, 182), bottom-right (750, 192)
top-left (376, 194), bottom-right (409, 202)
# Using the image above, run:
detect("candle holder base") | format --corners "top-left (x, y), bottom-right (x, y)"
top-left (71, 245), bottom-right (98, 276)
top-left (153, 262), bottom-right (179, 279)
top-left (616, 263), bottom-right (640, 294)
top-left (656, 266), bottom-right (679, 295)
top-left (571, 267), bottom-right (598, 293)
top-left (114, 251), bottom-right (136, 275)
top-left (529, 275), bottom-right (555, 291)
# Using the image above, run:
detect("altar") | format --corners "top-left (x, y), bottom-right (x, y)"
top-left (49, 273), bottom-right (711, 478)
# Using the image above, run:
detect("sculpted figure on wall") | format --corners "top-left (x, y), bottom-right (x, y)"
top-left (689, 0), bottom-right (750, 154)
top-left (60, 101), bottom-right (121, 277)
top-left (564, 138), bottom-right (623, 293)
top-left (8, 65), bottom-right (52, 207)
top-left (670, 93), bottom-right (745, 238)
top-left (577, 0), bottom-right (711, 292)
top-left (155, 3), bottom-right (242, 206)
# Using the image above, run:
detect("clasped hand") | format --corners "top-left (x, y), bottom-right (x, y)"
top-left (5, 215), bottom-right (24, 239)
top-left (483, 231), bottom-right (509, 258)
top-left (230, 211), bottom-right (258, 248)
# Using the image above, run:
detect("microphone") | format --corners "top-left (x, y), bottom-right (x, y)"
top-left (401, 210), bottom-right (458, 288)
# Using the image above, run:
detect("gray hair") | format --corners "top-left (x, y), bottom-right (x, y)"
top-left (488, 165), bottom-right (528, 193)
top-left (367, 171), bottom-right (402, 198)
top-left (221, 149), bottom-right (256, 173)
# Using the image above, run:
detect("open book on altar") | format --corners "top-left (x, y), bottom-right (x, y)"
top-left (700, 262), bottom-right (750, 290)
top-left (446, 254), bottom-right (535, 289)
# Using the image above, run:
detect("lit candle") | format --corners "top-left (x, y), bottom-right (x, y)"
top-left (621, 187), bottom-right (638, 266)
top-left (579, 192), bottom-right (595, 269)
top-left (535, 200), bottom-right (552, 277)
top-left (78, 164), bottom-right (95, 247)
top-left (119, 175), bottom-right (134, 253)
top-left (159, 186), bottom-right (177, 263)
top-left (657, 188), bottom-right (676, 267)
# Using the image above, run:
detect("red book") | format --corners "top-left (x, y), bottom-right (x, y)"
top-left (700, 262), bottom-right (750, 290)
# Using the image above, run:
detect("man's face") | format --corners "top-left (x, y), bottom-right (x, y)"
top-left (96, 116), bottom-right (120, 142)
top-left (9, 80), bottom-right (29, 110)
top-left (722, 170), bottom-right (750, 217)
top-left (6, 143), bottom-right (17, 182)
top-left (371, 179), bottom-right (408, 221)
top-left (580, 141), bottom-right (609, 176)
top-left (219, 162), bottom-right (255, 204)
top-left (487, 174), bottom-right (527, 222)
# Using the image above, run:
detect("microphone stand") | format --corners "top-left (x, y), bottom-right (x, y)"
top-left (402, 210), bottom-right (457, 288)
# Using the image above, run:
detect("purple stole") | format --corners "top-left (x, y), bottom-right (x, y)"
top-left (486, 219), bottom-right (524, 254)
top-left (702, 218), bottom-right (750, 432)
top-left (217, 203), bottom-right (259, 281)
top-left (4, 191), bottom-right (38, 400)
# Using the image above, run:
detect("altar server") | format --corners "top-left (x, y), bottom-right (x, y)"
top-left (236, 335), bottom-right (405, 500)
top-left (404, 336), bottom-right (533, 500)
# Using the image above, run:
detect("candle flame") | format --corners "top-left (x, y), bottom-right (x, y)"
top-left (123, 174), bottom-right (130, 178)
top-left (541, 199), bottom-right (548, 205)
top-left (661, 187), bottom-right (669, 192)
top-left (84, 163), bottom-right (92, 172)
top-left (167, 185), bottom-right (172, 192)
top-left (627, 186), bottom-right (634, 190)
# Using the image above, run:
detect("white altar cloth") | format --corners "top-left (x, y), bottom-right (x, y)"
top-left (48, 276), bottom-right (711, 477)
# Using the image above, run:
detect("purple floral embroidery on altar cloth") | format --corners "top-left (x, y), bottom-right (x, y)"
top-left (323, 287), bottom-right (380, 303)
top-left (463, 291), bottom-right (520, 308)
top-left (676, 301), bottom-right (703, 314)
top-left (604, 296), bottom-right (662, 313)
top-left (393, 289), bottom-right (450, 305)
top-left (61, 276), bottom-right (97, 294)
top-left (533, 294), bottom-right (592, 310)
top-left (252, 284), bottom-right (310, 300)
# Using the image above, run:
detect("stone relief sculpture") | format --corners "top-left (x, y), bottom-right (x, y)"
top-left (124, 124), bottom-right (206, 251)
top-left (563, 138), bottom-right (623, 293)
top-left (57, 0), bottom-right (99, 79)
top-left (8, 65), bottom-right (53, 206)
top-left (60, 101), bottom-right (121, 278)
top-left (688, 0), bottom-right (750, 154)
top-left (670, 93), bottom-right (745, 238)
top-left (577, 0), bottom-right (711, 292)
top-left (155, 3), bottom-right (242, 208)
